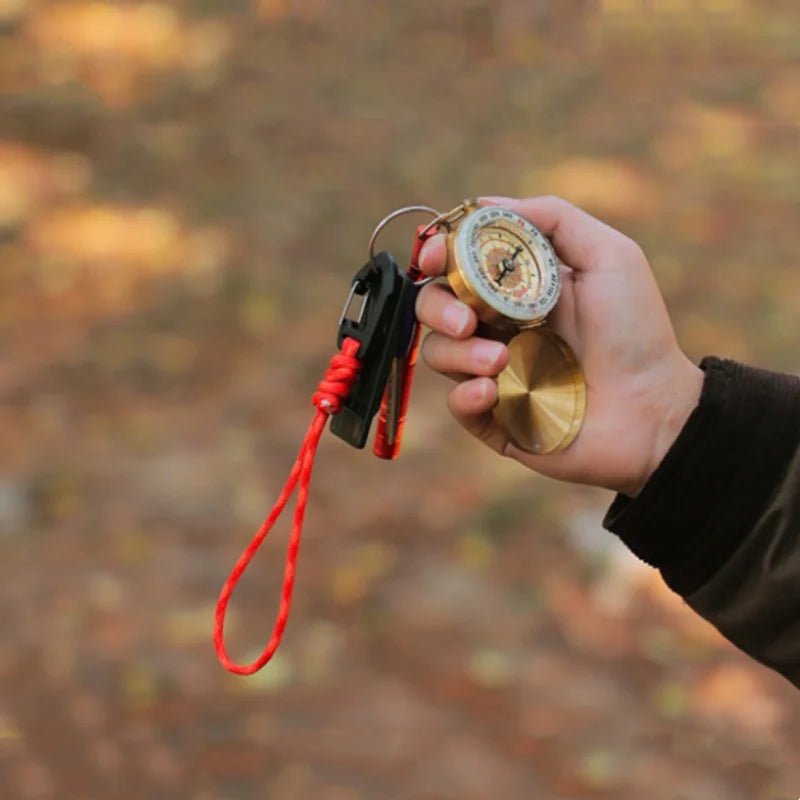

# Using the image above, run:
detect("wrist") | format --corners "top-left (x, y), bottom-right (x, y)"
top-left (620, 355), bottom-right (704, 498)
top-left (639, 356), bottom-right (704, 497)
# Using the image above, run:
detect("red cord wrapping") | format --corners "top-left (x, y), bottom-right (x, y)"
top-left (214, 337), bottom-right (362, 675)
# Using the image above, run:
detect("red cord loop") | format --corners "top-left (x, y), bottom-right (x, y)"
top-left (312, 346), bottom-right (361, 414)
top-left (214, 337), bottom-right (362, 675)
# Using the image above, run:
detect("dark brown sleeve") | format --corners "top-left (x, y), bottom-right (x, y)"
top-left (603, 357), bottom-right (800, 688)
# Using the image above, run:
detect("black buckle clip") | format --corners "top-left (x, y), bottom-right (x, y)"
top-left (330, 251), bottom-right (413, 449)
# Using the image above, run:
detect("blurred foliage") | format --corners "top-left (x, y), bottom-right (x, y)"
top-left (1, 1), bottom-right (799, 798)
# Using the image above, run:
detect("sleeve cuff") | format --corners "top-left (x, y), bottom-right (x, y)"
top-left (603, 357), bottom-right (800, 596)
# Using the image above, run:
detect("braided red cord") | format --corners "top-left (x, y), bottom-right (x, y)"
top-left (214, 337), bottom-right (362, 675)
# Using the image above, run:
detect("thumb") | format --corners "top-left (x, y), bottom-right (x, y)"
top-left (478, 195), bottom-right (634, 275)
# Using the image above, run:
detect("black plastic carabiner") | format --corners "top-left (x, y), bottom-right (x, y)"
top-left (330, 252), bottom-right (413, 449)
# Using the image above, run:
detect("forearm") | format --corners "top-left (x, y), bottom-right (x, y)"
top-left (603, 357), bottom-right (800, 687)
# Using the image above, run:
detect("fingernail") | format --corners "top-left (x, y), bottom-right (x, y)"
top-left (418, 244), bottom-right (432, 272)
top-left (468, 380), bottom-right (489, 402)
top-left (472, 340), bottom-right (504, 369)
top-left (443, 302), bottom-right (470, 336)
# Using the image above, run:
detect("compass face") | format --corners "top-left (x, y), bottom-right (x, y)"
top-left (452, 206), bottom-right (560, 325)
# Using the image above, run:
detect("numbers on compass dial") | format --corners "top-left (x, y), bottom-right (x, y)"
top-left (456, 206), bottom-right (561, 324)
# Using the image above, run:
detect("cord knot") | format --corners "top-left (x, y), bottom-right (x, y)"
top-left (312, 338), bottom-right (362, 415)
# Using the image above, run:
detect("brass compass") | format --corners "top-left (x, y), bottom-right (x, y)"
top-left (427, 200), bottom-right (586, 455)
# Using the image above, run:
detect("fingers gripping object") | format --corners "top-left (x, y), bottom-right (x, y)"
top-left (426, 199), bottom-right (586, 455)
top-left (214, 201), bottom-right (586, 676)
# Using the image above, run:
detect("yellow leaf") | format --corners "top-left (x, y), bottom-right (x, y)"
top-left (0, 715), bottom-right (23, 740)
top-left (454, 530), bottom-right (494, 571)
top-left (230, 651), bottom-right (293, 693)
top-left (467, 649), bottom-right (514, 688)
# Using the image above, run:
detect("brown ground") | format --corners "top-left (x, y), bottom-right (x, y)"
top-left (1, 2), bottom-right (799, 798)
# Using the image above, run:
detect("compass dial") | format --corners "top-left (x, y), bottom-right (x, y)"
top-left (448, 206), bottom-right (560, 327)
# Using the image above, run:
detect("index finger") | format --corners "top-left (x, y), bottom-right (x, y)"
top-left (478, 195), bottom-right (638, 274)
top-left (417, 232), bottom-right (447, 277)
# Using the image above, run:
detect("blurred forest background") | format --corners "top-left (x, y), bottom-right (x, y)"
top-left (1, 1), bottom-right (800, 798)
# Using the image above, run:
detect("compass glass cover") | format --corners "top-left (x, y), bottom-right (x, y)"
top-left (454, 206), bottom-right (560, 324)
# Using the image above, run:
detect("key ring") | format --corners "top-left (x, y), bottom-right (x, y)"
top-left (367, 205), bottom-right (441, 287)
top-left (367, 205), bottom-right (438, 261)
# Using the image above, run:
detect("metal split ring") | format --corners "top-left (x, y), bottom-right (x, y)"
top-left (367, 205), bottom-right (441, 264)
top-left (367, 202), bottom-right (479, 287)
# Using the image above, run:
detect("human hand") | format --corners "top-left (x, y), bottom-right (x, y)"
top-left (415, 196), bottom-right (703, 497)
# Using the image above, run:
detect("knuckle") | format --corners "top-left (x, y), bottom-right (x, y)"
top-left (617, 234), bottom-right (646, 262)
top-left (473, 415), bottom-right (496, 445)
top-left (540, 194), bottom-right (572, 212)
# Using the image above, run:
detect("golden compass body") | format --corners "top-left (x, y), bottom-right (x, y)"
top-left (446, 204), bottom-right (561, 329)
top-left (441, 201), bottom-right (586, 454)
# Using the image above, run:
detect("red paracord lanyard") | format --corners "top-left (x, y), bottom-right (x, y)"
top-left (372, 228), bottom-right (427, 460)
top-left (213, 337), bottom-right (362, 675)
top-left (215, 218), bottom-right (433, 676)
